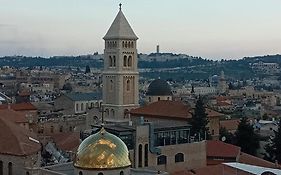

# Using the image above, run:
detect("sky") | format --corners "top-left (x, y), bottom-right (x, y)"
top-left (0, 0), bottom-right (281, 59)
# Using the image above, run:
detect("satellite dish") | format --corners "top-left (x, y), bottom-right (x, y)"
top-left (221, 136), bottom-right (226, 142)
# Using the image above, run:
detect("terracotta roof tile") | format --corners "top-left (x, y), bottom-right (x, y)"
top-left (50, 132), bottom-right (80, 152)
top-left (130, 100), bottom-right (224, 120)
top-left (207, 140), bottom-right (240, 158)
top-left (0, 117), bottom-right (41, 156)
top-left (192, 164), bottom-right (224, 175)
top-left (0, 109), bottom-right (29, 123)
top-left (130, 100), bottom-right (192, 119)
top-left (0, 102), bottom-right (37, 111)
top-left (238, 152), bottom-right (279, 169)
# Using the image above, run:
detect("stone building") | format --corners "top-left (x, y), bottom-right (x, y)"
top-left (54, 92), bottom-right (102, 115)
top-left (102, 4), bottom-right (139, 121)
top-left (0, 116), bottom-right (41, 175)
top-left (130, 100), bottom-right (223, 140)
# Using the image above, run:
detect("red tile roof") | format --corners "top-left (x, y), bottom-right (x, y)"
top-left (192, 164), bottom-right (224, 175)
top-left (0, 116), bottom-right (41, 156)
top-left (238, 152), bottom-right (279, 169)
top-left (0, 109), bottom-right (29, 123)
top-left (207, 140), bottom-right (240, 158)
top-left (0, 102), bottom-right (37, 111)
top-left (50, 132), bottom-right (80, 152)
top-left (131, 100), bottom-right (192, 119)
top-left (130, 100), bottom-right (223, 120)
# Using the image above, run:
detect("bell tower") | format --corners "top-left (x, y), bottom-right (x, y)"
top-left (102, 4), bottom-right (139, 121)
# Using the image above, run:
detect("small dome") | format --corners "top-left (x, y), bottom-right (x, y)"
top-left (74, 128), bottom-right (131, 169)
top-left (146, 79), bottom-right (172, 96)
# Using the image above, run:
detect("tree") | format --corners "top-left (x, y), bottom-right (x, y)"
top-left (235, 117), bottom-right (260, 155)
top-left (263, 120), bottom-right (281, 163)
top-left (85, 65), bottom-right (91, 74)
top-left (219, 127), bottom-right (235, 144)
top-left (190, 96), bottom-right (210, 140)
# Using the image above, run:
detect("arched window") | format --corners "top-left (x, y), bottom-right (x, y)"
top-left (76, 103), bottom-right (79, 112)
top-left (106, 109), bottom-right (109, 116)
top-left (122, 41), bottom-right (125, 48)
top-left (128, 56), bottom-right (132, 67)
top-left (167, 97), bottom-right (170, 100)
top-left (81, 103), bottom-right (84, 111)
top-left (126, 79), bottom-right (130, 91)
top-left (109, 56), bottom-right (112, 67)
top-left (138, 144), bottom-right (142, 167)
top-left (158, 97), bottom-right (161, 101)
top-left (120, 171), bottom-right (124, 175)
top-left (124, 109), bottom-right (129, 118)
top-left (111, 109), bottom-right (115, 118)
top-left (144, 144), bottom-right (148, 167)
top-left (110, 80), bottom-right (114, 91)
top-left (125, 41), bottom-right (128, 48)
top-left (175, 153), bottom-right (184, 163)
top-left (131, 41), bottom-right (134, 48)
top-left (69, 126), bottom-right (73, 132)
top-left (59, 126), bottom-right (63, 132)
top-left (128, 42), bottom-right (131, 48)
top-left (26, 172), bottom-right (30, 175)
top-left (79, 171), bottom-right (83, 175)
top-left (50, 126), bottom-right (54, 133)
top-left (0, 160), bottom-right (3, 175)
top-left (157, 155), bottom-right (167, 165)
top-left (123, 55), bottom-right (127, 67)
top-left (98, 173), bottom-right (104, 175)
top-left (149, 97), bottom-right (151, 102)
top-left (8, 162), bottom-right (12, 175)
top-left (113, 56), bottom-right (116, 67)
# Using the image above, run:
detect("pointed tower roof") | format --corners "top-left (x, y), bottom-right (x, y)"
top-left (103, 6), bottom-right (138, 40)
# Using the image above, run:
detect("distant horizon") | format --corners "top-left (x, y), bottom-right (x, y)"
top-left (1, 0), bottom-right (281, 59)
top-left (1, 52), bottom-right (280, 61)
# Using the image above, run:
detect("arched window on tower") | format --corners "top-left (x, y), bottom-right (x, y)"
top-left (128, 56), bottom-right (132, 67)
top-left (109, 56), bottom-right (112, 67)
top-left (123, 55), bottom-right (127, 67)
top-left (110, 80), bottom-right (114, 91)
top-left (131, 41), bottom-right (134, 48)
top-left (79, 171), bottom-right (83, 175)
top-left (125, 41), bottom-right (128, 48)
top-left (128, 41), bottom-right (131, 48)
top-left (113, 56), bottom-right (116, 67)
top-left (126, 79), bottom-right (130, 91)
top-left (122, 41), bottom-right (125, 48)
top-left (138, 144), bottom-right (142, 167)
top-left (8, 162), bottom-right (12, 175)
top-left (111, 109), bottom-right (115, 118)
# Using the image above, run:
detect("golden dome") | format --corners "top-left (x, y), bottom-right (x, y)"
top-left (74, 127), bottom-right (131, 170)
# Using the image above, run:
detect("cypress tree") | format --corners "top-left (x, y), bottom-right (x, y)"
top-left (235, 117), bottom-right (260, 155)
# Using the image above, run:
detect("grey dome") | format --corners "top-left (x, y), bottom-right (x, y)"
top-left (146, 79), bottom-right (172, 96)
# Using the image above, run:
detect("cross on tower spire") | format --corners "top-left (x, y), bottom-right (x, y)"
top-left (119, 3), bottom-right (122, 10)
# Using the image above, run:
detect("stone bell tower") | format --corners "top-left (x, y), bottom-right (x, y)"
top-left (102, 4), bottom-right (139, 121)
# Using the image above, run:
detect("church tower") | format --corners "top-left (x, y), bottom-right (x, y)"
top-left (102, 4), bottom-right (139, 121)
